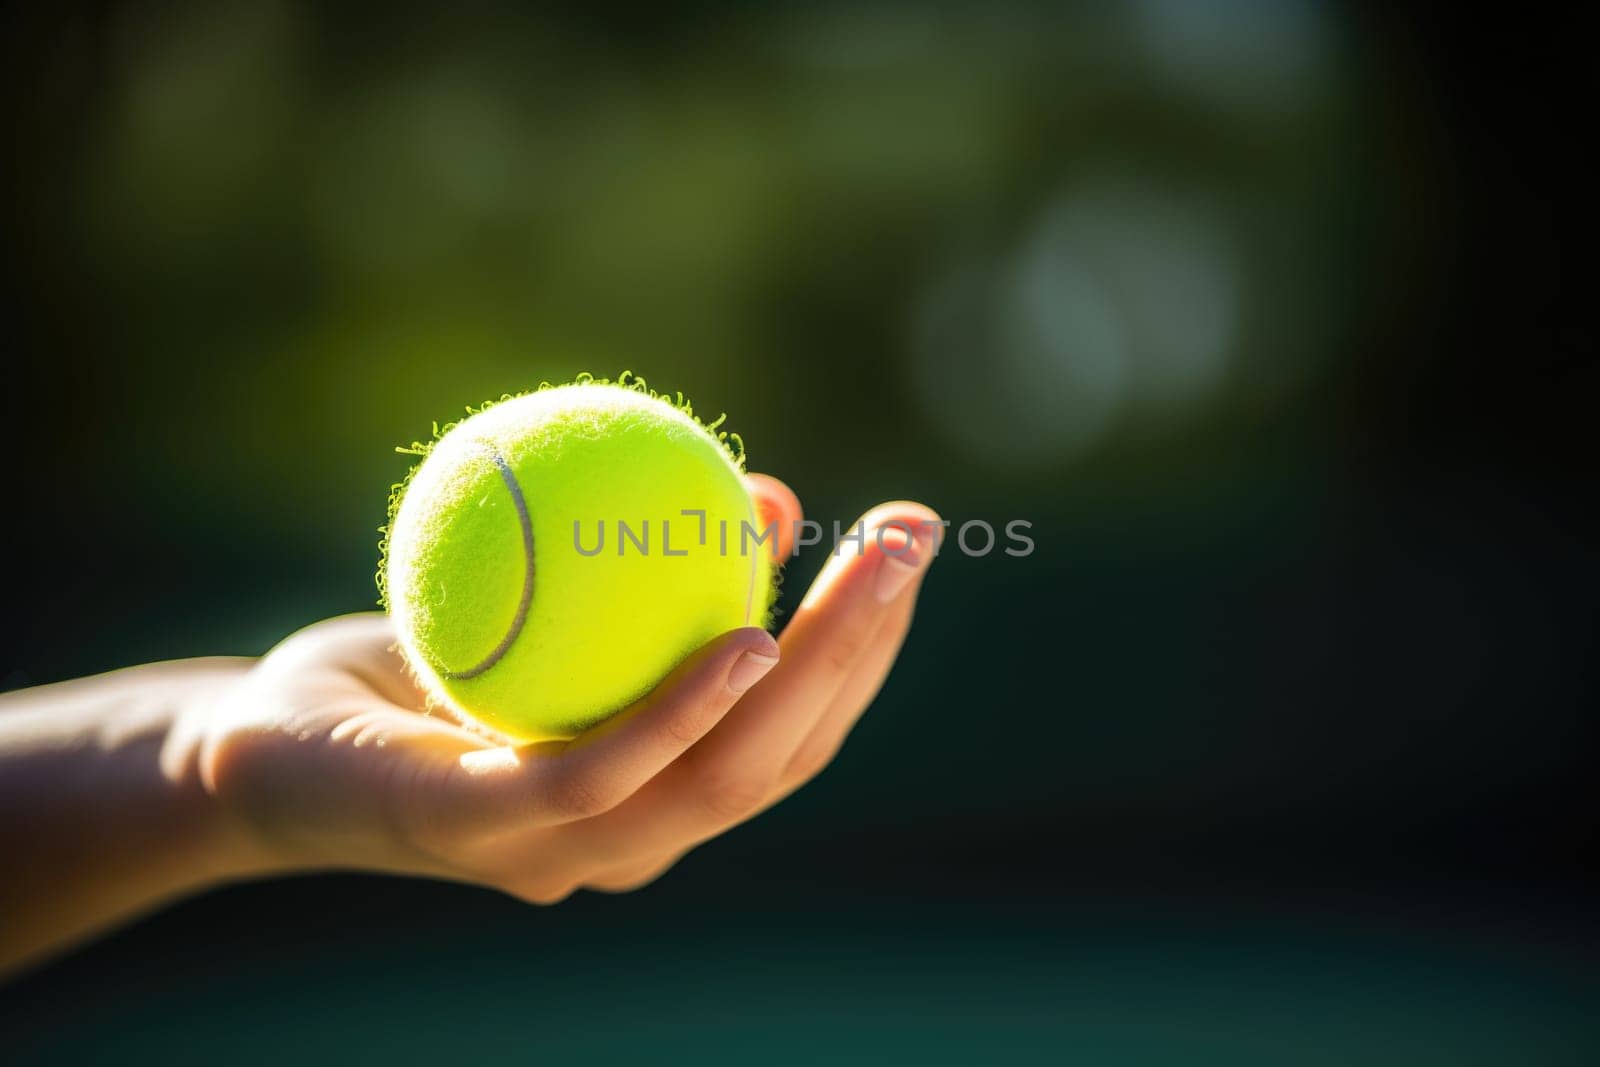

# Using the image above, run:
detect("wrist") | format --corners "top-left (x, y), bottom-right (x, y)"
top-left (159, 659), bottom-right (301, 885)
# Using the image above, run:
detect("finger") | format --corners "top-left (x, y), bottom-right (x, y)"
top-left (434, 627), bottom-right (779, 831)
top-left (746, 472), bottom-right (803, 560)
top-left (693, 501), bottom-right (939, 780)
top-left (567, 503), bottom-right (939, 863)
top-left (584, 850), bottom-right (685, 894)
top-left (778, 585), bottom-right (922, 794)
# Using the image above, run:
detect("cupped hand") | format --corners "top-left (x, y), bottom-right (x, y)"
top-left (192, 475), bottom-right (939, 903)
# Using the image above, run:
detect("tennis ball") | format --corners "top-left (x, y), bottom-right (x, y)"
top-left (380, 373), bottom-right (776, 742)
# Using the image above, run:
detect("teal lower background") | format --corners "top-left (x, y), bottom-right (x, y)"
top-left (5, 863), bottom-right (1594, 1065)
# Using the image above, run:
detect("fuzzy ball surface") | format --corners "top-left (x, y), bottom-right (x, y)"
top-left (384, 380), bottom-right (774, 741)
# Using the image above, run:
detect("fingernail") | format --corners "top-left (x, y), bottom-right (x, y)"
top-left (727, 650), bottom-right (780, 693)
top-left (875, 549), bottom-right (926, 603)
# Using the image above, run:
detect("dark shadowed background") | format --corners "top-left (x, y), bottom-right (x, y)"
top-left (3, 2), bottom-right (1595, 1063)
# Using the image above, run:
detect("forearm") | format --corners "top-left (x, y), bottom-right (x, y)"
top-left (0, 659), bottom-right (266, 975)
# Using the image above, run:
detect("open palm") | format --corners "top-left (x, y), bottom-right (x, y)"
top-left (193, 475), bottom-right (938, 902)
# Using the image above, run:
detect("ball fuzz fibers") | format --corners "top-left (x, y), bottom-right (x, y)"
top-left (381, 374), bottom-right (776, 742)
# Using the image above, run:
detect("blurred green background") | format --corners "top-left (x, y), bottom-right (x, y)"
top-left (3, 1), bottom-right (1595, 1063)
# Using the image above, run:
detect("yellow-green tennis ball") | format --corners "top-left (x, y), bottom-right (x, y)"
top-left (382, 378), bottom-right (775, 742)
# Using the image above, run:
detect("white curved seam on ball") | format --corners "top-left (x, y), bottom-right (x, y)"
top-left (439, 446), bottom-right (536, 680)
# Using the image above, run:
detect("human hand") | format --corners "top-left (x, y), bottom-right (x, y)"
top-left (193, 475), bottom-right (940, 902)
